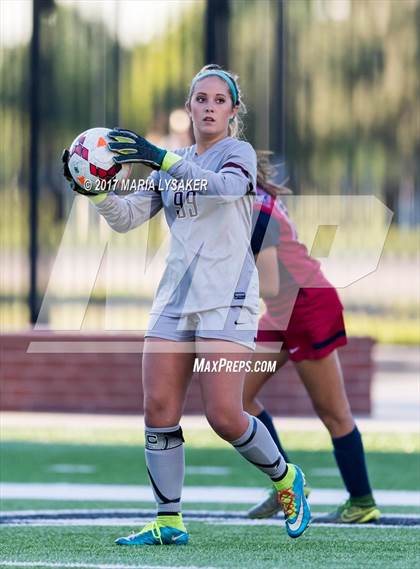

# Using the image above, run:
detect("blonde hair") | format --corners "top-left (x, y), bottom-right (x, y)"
top-left (256, 151), bottom-right (292, 197)
top-left (186, 64), bottom-right (246, 139)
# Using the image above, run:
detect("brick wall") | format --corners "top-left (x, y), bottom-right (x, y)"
top-left (0, 333), bottom-right (375, 415)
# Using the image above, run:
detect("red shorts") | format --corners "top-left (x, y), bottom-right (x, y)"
top-left (256, 287), bottom-right (347, 362)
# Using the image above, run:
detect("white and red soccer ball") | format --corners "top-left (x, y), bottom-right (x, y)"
top-left (68, 127), bottom-right (131, 192)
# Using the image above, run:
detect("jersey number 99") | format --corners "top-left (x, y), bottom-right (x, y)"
top-left (174, 191), bottom-right (198, 218)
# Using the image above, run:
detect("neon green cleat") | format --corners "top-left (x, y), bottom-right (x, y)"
top-left (115, 515), bottom-right (188, 546)
top-left (314, 497), bottom-right (381, 524)
top-left (274, 464), bottom-right (311, 538)
top-left (247, 485), bottom-right (311, 519)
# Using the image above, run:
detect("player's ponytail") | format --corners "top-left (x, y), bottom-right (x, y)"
top-left (187, 64), bottom-right (246, 139)
top-left (256, 150), bottom-right (292, 197)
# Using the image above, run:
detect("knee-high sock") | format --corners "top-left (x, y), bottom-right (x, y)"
top-left (257, 409), bottom-right (290, 463)
top-left (232, 414), bottom-right (287, 481)
top-left (145, 424), bottom-right (185, 514)
top-left (333, 426), bottom-right (373, 498)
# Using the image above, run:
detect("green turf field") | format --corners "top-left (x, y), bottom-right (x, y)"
top-left (1, 441), bottom-right (419, 491)
top-left (1, 414), bottom-right (419, 569)
top-left (1, 525), bottom-right (419, 569)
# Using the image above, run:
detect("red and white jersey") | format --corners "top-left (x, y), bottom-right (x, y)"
top-left (251, 187), bottom-right (340, 328)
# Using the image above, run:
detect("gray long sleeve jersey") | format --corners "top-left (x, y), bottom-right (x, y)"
top-left (93, 136), bottom-right (259, 317)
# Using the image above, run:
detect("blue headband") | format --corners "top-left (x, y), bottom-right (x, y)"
top-left (192, 70), bottom-right (239, 106)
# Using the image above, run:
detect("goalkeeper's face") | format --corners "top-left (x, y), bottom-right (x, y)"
top-left (188, 76), bottom-right (238, 140)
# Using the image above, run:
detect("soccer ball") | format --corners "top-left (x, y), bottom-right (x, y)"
top-left (68, 127), bottom-right (131, 193)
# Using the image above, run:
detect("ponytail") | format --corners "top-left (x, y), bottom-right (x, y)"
top-left (256, 151), bottom-right (292, 197)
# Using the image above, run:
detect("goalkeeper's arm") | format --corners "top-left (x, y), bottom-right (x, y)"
top-left (91, 190), bottom-right (163, 233)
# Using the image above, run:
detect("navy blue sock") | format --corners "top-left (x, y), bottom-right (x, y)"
top-left (257, 410), bottom-right (290, 463)
top-left (332, 426), bottom-right (372, 498)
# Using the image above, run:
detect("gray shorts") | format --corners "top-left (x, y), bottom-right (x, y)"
top-left (146, 306), bottom-right (257, 350)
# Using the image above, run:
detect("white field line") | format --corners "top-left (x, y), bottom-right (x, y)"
top-left (0, 562), bottom-right (218, 569)
top-left (310, 468), bottom-right (340, 477)
top-left (1, 517), bottom-right (419, 531)
top-left (48, 465), bottom-right (228, 476)
top-left (1, 483), bottom-right (419, 507)
top-left (2, 508), bottom-right (420, 519)
top-left (185, 466), bottom-right (231, 475)
top-left (48, 464), bottom-right (97, 474)
top-left (210, 520), bottom-right (420, 530)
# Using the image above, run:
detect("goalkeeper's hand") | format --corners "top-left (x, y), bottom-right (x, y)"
top-left (61, 149), bottom-right (98, 196)
top-left (107, 128), bottom-right (181, 172)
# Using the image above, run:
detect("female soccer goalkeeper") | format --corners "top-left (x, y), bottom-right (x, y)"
top-left (62, 65), bottom-right (310, 544)
top-left (244, 160), bottom-right (380, 524)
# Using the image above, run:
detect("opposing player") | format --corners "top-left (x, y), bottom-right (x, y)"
top-left (245, 158), bottom-right (380, 523)
top-left (62, 66), bottom-right (310, 543)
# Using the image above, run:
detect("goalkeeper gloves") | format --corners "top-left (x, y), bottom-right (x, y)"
top-left (107, 128), bottom-right (181, 171)
top-left (61, 148), bottom-right (98, 196)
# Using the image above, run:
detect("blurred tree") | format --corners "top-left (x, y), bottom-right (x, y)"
top-left (285, 0), bottom-right (418, 219)
top-left (228, 0), bottom-right (418, 223)
top-left (121, 1), bottom-right (204, 133)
